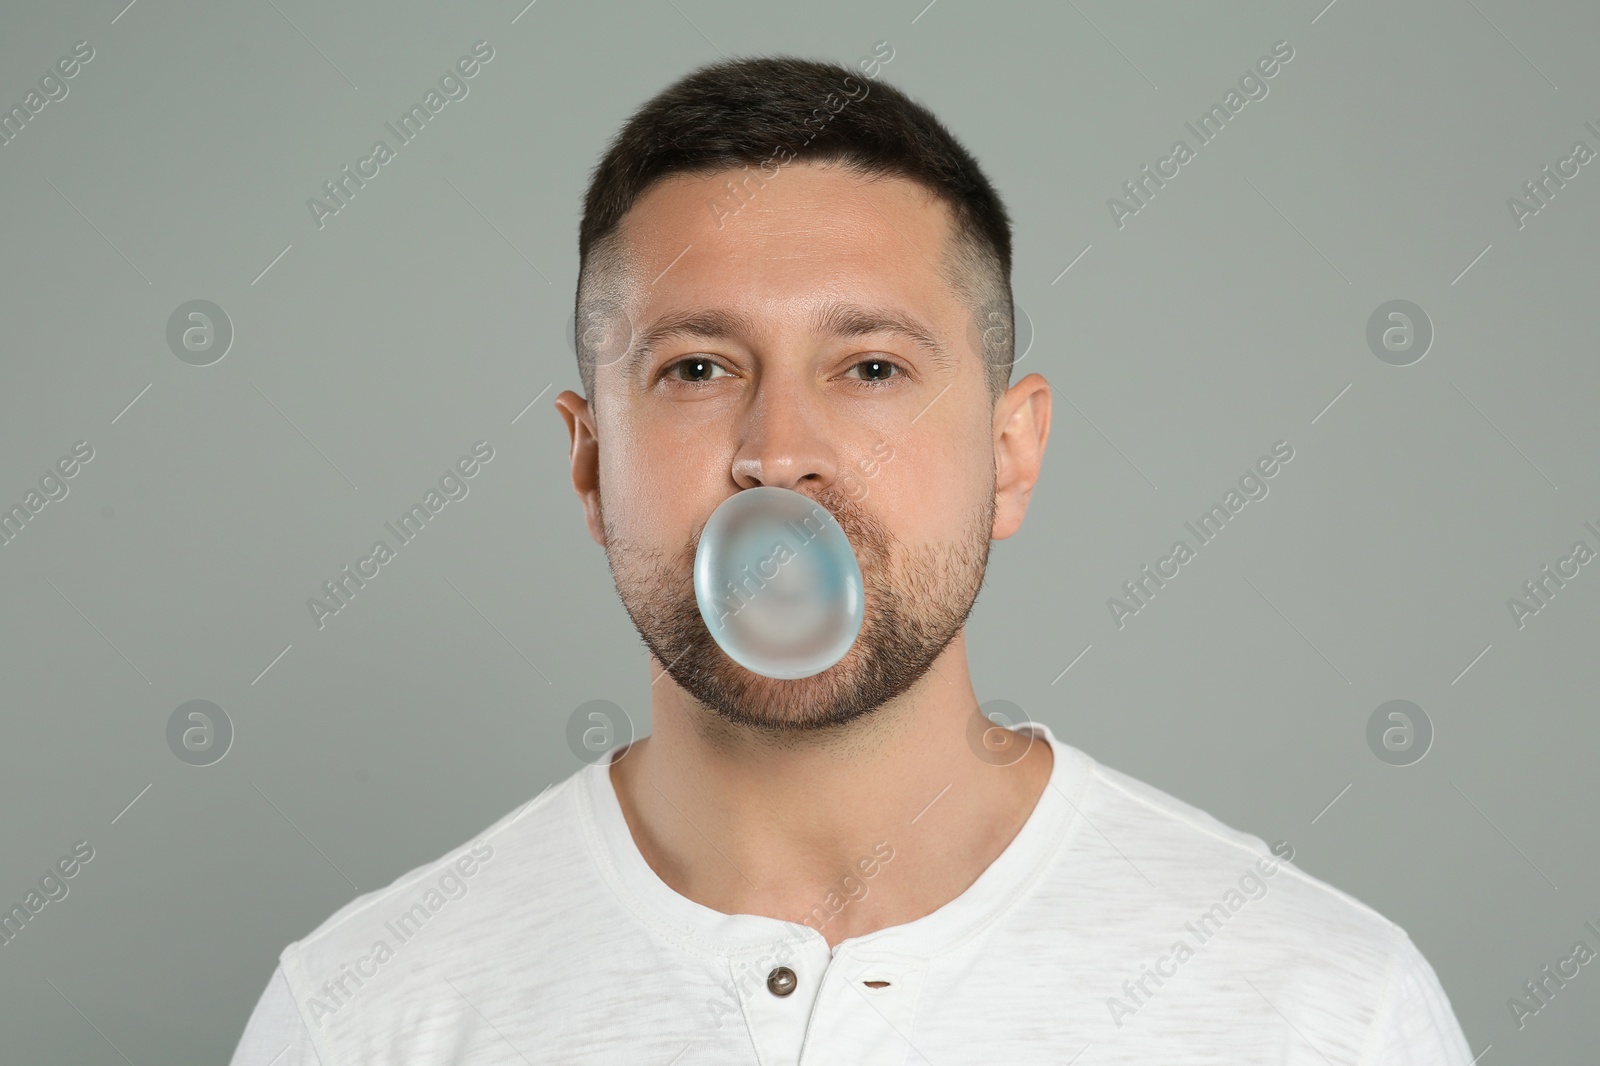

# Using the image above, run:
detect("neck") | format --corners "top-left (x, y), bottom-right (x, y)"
top-left (609, 630), bottom-right (1054, 949)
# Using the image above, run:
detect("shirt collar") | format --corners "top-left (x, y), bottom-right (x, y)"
top-left (576, 720), bottom-right (1092, 963)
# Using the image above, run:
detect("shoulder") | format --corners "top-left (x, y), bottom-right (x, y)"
top-left (293, 770), bottom-right (576, 941)
top-left (270, 768), bottom-right (588, 1041)
top-left (1058, 751), bottom-right (1472, 1057)
top-left (228, 965), bottom-right (322, 1066)
top-left (1073, 751), bottom-right (1404, 979)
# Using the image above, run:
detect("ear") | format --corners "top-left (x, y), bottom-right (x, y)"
top-left (555, 390), bottom-right (606, 546)
top-left (991, 373), bottom-right (1051, 541)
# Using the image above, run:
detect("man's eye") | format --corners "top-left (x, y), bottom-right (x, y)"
top-left (847, 358), bottom-right (904, 385)
top-left (664, 357), bottom-right (728, 384)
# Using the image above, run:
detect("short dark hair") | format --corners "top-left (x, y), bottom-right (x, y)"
top-left (574, 55), bottom-right (1015, 409)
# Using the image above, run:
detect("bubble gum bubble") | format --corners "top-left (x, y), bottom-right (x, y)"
top-left (693, 487), bottom-right (864, 679)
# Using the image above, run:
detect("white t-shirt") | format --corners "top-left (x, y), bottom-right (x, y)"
top-left (228, 721), bottom-right (1474, 1064)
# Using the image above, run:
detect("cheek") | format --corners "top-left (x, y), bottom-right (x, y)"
top-left (872, 446), bottom-right (988, 548)
top-left (601, 438), bottom-right (718, 550)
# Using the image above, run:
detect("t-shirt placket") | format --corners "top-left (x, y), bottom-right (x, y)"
top-left (728, 933), bottom-right (830, 1065)
top-left (729, 933), bottom-right (927, 1066)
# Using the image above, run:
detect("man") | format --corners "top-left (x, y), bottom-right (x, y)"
top-left (230, 56), bottom-right (1473, 1064)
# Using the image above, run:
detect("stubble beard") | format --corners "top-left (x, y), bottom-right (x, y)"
top-left (601, 480), bottom-right (995, 736)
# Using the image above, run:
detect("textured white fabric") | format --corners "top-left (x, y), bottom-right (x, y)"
top-left (228, 722), bottom-right (1474, 1064)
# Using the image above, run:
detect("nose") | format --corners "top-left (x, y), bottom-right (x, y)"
top-left (729, 376), bottom-right (841, 493)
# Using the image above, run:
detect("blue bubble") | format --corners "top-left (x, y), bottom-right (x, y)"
top-left (693, 487), bottom-right (865, 679)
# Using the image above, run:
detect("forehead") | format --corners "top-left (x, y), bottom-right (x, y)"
top-left (611, 162), bottom-right (962, 319)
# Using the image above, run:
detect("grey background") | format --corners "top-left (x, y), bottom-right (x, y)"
top-left (1, 0), bottom-right (1595, 1061)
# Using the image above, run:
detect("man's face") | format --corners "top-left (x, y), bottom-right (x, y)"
top-left (585, 162), bottom-right (1002, 734)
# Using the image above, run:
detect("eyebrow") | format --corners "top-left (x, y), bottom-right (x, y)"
top-left (626, 301), bottom-right (955, 376)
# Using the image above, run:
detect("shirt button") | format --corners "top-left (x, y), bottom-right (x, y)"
top-left (766, 966), bottom-right (798, 997)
